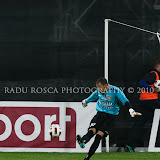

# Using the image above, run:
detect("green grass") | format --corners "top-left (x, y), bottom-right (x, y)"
top-left (0, 152), bottom-right (160, 160)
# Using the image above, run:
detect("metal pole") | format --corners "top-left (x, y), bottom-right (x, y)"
top-left (104, 19), bottom-right (109, 80)
top-left (104, 19), bottom-right (110, 152)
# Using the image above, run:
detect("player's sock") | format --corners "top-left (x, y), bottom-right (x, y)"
top-left (81, 130), bottom-right (94, 144)
top-left (84, 155), bottom-right (89, 160)
top-left (84, 134), bottom-right (102, 160)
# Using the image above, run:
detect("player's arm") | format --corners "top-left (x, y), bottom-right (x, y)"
top-left (139, 72), bottom-right (160, 92)
top-left (116, 88), bottom-right (142, 117)
top-left (82, 90), bottom-right (99, 108)
top-left (139, 72), bottom-right (156, 92)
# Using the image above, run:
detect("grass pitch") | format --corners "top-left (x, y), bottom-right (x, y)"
top-left (0, 152), bottom-right (159, 160)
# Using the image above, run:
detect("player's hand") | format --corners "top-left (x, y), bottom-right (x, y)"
top-left (82, 99), bottom-right (87, 108)
top-left (154, 88), bottom-right (160, 92)
top-left (129, 108), bottom-right (142, 117)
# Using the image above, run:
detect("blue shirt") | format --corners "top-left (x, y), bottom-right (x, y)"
top-left (85, 84), bottom-right (129, 115)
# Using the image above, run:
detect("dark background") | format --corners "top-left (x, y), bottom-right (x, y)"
top-left (0, 0), bottom-right (160, 147)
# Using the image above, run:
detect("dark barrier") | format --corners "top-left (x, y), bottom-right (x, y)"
top-left (0, 0), bottom-right (160, 148)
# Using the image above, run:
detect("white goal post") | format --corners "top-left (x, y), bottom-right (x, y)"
top-left (104, 19), bottom-right (160, 152)
top-left (104, 19), bottom-right (109, 81)
top-left (104, 19), bottom-right (109, 152)
top-left (148, 109), bottom-right (160, 152)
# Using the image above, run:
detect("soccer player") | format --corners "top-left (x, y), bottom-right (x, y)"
top-left (77, 77), bottom-right (141, 160)
top-left (125, 58), bottom-right (160, 152)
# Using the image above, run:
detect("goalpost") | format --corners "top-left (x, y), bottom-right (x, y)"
top-left (104, 18), bottom-right (160, 152)
top-left (104, 18), bottom-right (160, 80)
top-left (148, 109), bottom-right (160, 152)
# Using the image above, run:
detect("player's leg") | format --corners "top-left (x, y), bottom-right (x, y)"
top-left (84, 131), bottom-right (104, 160)
top-left (125, 101), bottom-right (156, 152)
top-left (125, 110), bottom-right (150, 152)
top-left (77, 112), bottom-right (101, 148)
top-left (81, 128), bottom-right (96, 143)
top-left (77, 128), bottom-right (96, 148)
top-left (84, 112), bottom-right (112, 160)
top-left (125, 116), bottom-right (146, 152)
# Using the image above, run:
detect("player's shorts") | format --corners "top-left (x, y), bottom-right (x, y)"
top-left (88, 111), bottom-right (115, 137)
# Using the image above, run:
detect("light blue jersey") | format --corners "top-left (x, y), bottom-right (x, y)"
top-left (85, 84), bottom-right (129, 115)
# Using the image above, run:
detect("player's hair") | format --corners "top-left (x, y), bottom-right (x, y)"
top-left (154, 58), bottom-right (160, 67)
top-left (96, 77), bottom-right (108, 85)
